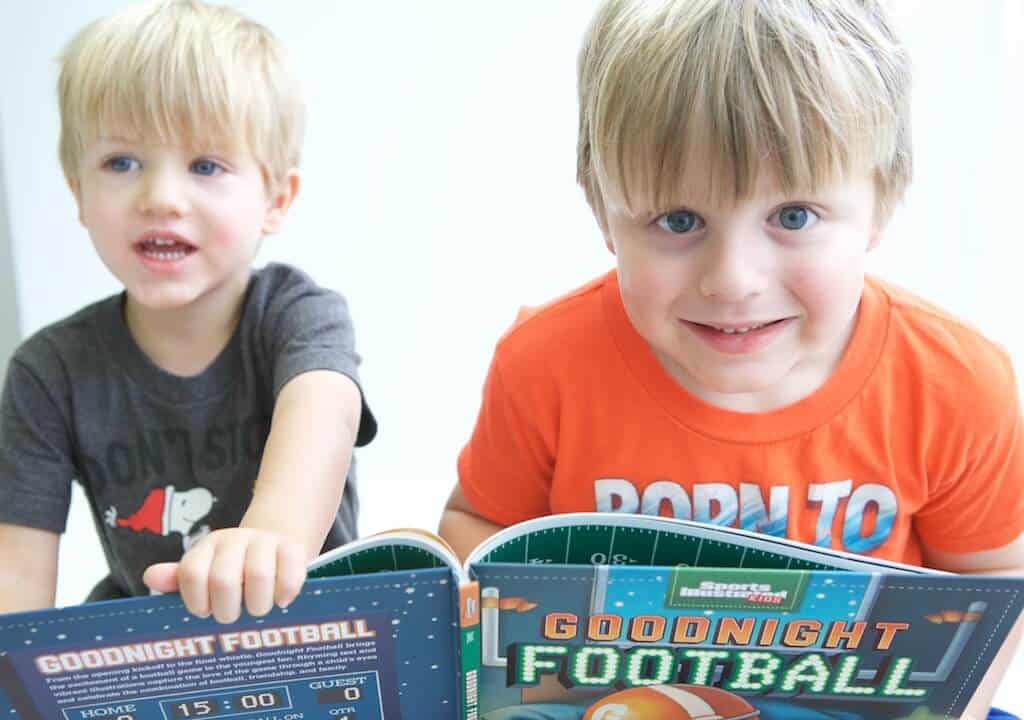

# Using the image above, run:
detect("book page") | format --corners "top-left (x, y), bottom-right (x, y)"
top-left (468, 512), bottom-right (928, 574)
top-left (309, 528), bottom-right (463, 580)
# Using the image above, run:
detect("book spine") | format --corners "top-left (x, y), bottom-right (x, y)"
top-left (458, 581), bottom-right (481, 720)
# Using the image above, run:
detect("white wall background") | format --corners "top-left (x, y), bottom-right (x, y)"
top-left (0, 125), bottom-right (19, 378)
top-left (0, 0), bottom-right (1021, 711)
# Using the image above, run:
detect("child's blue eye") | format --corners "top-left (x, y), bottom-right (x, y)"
top-left (190, 159), bottom-right (221, 176)
top-left (656, 210), bottom-right (703, 234)
top-left (776, 206), bottom-right (818, 230)
top-left (105, 156), bottom-right (139, 173)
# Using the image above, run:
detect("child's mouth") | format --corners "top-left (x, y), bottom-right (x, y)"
top-left (684, 318), bottom-right (793, 353)
top-left (701, 319), bottom-right (788, 334)
top-left (135, 236), bottom-right (197, 263)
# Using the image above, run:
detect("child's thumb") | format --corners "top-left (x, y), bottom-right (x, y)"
top-left (142, 562), bottom-right (180, 594)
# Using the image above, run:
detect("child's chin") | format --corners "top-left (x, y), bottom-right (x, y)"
top-left (698, 369), bottom-right (789, 398)
top-left (126, 288), bottom-right (200, 312)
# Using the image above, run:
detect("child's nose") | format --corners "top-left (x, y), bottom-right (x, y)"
top-left (136, 169), bottom-right (188, 218)
top-left (698, 236), bottom-right (766, 302)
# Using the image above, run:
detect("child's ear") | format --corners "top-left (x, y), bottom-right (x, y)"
top-left (867, 225), bottom-right (882, 251)
top-left (66, 174), bottom-right (85, 226)
top-left (262, 169), bottom-right (301, 235)
top-left (603, 231), bottom-right (616, 255)
top-left (590, 193), bottom-right (615, 254)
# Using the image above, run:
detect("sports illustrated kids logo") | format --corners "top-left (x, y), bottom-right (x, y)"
top-left (666, 570), bottom-right (808, 613)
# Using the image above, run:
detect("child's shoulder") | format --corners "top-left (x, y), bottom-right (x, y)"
top-left (249, 261), bottom-right (322, 299)
top-left (870, 276), bottom-right (1017, 419)
top-left (243, 263), bottom-right (352, 341)
top-left (246, 263), bottom-right (345, 310)
top-left (10, 295), bottom-right (121, 377)
top-left (874, 276), bottom-right (1013, 371)
top-left (494, 271), bottom-right (615, 362)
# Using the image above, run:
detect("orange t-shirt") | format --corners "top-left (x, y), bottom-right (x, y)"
top-left (458, 271), bottom-right (1024, 565)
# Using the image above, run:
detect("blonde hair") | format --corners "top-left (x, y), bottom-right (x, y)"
top-left (58, 0), bottom-right (304, 187)
top-left (577, 0), bottom-right (912, 224)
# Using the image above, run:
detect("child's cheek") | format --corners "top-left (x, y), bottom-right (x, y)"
top-left (786, 255), bottom-right (866, 338)
top-left (621, 258), bottom-right (688, 318)
top-left (78, 196), bottom-right (113, 233)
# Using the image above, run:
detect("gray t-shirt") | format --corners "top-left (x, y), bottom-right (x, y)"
top-left (0, 263), bottom-right (376, 600)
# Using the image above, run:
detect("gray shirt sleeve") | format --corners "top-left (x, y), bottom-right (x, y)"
top-left (0, 350), bottom-right (75, 533)
top-left (257, 265), bottom-right (377, 447)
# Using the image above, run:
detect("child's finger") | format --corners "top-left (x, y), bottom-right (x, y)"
top-left (274, 541), bottom-right (305, 609)
top-left (142, 562), bottom-right (180, 594)
top-left (208, 536), bottom-right (248, 624)
top-left (177, 538), bottom-right (217, 618)
top-left (243, 536), bottom-right (278, 617)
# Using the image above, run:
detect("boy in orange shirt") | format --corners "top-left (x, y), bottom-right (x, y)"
top-left (439, 0), bottom-right (1024, 717)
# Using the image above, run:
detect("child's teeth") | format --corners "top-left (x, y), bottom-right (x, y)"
top-left (147, 251), bottom-right (186, 260)
top-left (142, 244), bottom-right (187, 260)
top-left (141, 236), bottom-right (191, 260)
top-left (721, 324), bottom-right (765, 334)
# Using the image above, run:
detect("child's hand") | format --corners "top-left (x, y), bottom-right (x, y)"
top-left (142, 528), bottom-right (306, 623)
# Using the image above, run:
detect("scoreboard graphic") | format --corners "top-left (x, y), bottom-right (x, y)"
top-left (0, 567), bottom-right (461, 720)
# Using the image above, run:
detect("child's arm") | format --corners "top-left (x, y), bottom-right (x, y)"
top-left (438, 485), bottom-right (505, 563)
top-left (0, 523), bottom-right (59, 613)
top-left (144, 370), bottom-right (362, 623)
top-left (923, 534), bottom-right (1024, 719)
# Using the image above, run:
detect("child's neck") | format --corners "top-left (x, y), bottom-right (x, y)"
top-left (124, 272), bottom-right (250, 378)
top-left (687, 362), bottom-right (832, 413)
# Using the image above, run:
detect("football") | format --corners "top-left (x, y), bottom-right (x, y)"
top-left (582, 684), bottom-right (760, 720)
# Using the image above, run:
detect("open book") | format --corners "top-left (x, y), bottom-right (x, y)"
top-left (1, 513), bottom-right (1021, 720)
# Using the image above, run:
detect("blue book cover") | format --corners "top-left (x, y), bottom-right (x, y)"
top-left (0, 565), bottom-right (464, 720)
top-left (466, 514), bottom-right (1024, 720)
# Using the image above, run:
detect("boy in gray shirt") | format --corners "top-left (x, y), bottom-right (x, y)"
top-left (0, 0), bottom-right (375, 623)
